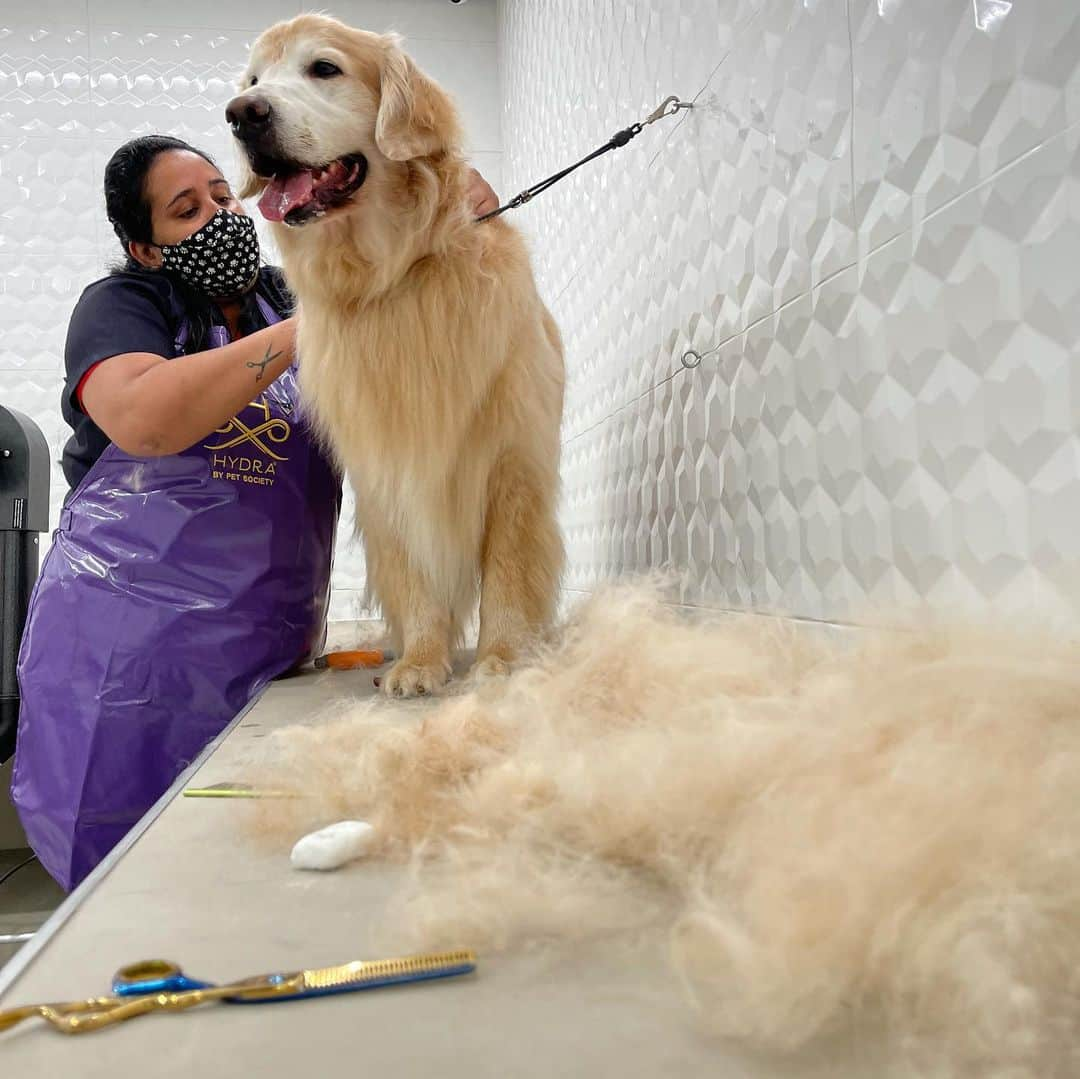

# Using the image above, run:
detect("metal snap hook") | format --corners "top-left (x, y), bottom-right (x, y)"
top-left (644, 96), bottom-right (695, 126)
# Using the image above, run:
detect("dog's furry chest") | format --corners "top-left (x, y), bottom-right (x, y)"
top-left (297, 301), bottom-right (500, 587)
top-left (299, 300), bottom-right (494, 461)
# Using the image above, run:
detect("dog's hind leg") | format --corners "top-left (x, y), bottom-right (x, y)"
top-left (363, 520), bottom-right (452, 698)
top-left (472, 451), bottom-right (564, 680)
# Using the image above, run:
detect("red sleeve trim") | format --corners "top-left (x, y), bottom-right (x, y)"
top-left (75, 360), bottom-right (103, 412)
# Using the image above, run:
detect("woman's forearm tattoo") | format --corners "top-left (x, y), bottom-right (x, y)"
top-left (247, 342), bottom-right (283, 382)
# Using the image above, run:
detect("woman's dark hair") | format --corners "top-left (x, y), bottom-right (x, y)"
top-left (104, 135), bottom-right (269, 352)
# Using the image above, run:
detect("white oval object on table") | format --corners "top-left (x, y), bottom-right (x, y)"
top-left (290, 820), bottom-right (375, 871)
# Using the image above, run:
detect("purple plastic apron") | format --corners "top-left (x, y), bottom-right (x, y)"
top-left (12, 296), bottom-right (340, 890)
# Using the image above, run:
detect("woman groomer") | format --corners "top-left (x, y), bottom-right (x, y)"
top-left (12, 135), bottom-right (499, 890)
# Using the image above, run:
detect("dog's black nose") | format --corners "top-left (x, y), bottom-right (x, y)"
top-left (226, 94), bottom-right (272, 133)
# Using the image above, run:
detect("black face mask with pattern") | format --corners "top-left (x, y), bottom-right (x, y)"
top-left (154, 209), bottom-right (261, 299)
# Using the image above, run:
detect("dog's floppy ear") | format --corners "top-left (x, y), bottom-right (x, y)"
top-left (375, 38), bottom-right (459, 161)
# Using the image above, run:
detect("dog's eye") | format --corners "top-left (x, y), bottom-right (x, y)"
top-left (309, 60), bottom-right (342, 79)
top-left (248, 75), bottom-right (258, 87)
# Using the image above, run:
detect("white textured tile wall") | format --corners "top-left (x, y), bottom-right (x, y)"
top-left (9, 0), bottom-right (1080, 631)
top-left (0, 0), bottom-right (500, 622)
top-left (501, 0), bottom-right (1080, 624)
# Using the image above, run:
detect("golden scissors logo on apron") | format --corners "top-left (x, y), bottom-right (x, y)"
top-left (203, 395), bottom-right (291, 461)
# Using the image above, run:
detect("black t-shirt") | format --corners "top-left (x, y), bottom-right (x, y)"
top-left (61, 266), bottom-right (294, 489)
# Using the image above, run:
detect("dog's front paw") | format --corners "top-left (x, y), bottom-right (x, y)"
top-left (383, 658), bottom-right (450, 698)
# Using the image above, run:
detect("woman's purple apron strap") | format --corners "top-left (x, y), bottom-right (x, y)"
top-left (174, 292), bottom-right (283, 353)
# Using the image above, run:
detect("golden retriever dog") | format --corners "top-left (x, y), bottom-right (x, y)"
top-left (227, 14), bottom-right (565, 697)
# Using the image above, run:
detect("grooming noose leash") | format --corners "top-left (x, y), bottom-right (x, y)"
top-left (475, 95), bottom-right (693, 223)
top-left (476, 95), bottom-right (711, 372)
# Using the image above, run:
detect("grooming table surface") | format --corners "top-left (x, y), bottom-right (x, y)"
top-left (0, 665), bottom-right (880, 1077)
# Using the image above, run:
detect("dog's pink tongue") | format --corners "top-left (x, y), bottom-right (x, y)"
top-left (257, 171), bottom-right (314, 222)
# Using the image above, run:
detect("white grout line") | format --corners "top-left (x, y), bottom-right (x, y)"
top-left (859, 115), bottom-right (1080, 264)
top-left (845, 0), bottom-right (858, 243)
top-left (560, 586), bottom-right (862, 633)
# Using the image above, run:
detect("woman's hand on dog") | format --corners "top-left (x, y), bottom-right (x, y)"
top-left (468, 168), bottom-right (499, 217)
